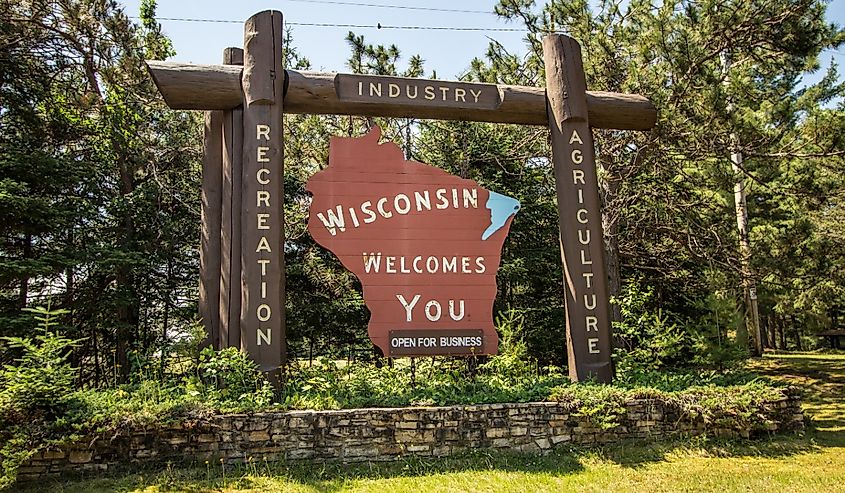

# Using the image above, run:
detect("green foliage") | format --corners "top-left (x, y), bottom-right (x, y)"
top-left (0, 306), bottom-right (79, 489)
top-left (676, 382), bottom-right (790, 431)
top-left (614, 367), bottom-right (763, 392)
top-left (281, 356), bottom-right (566, 411)
top-left (612, 278), bottom-right (694, 372)
top-left (192, 347), bottom-right (274, 411)
top-left (0, 306), bottom-right (79, 421)
top-left (548, 384), bottom-right (629, 430)
top-left (281, 310), bottom-right (565, 409)
top-left (548, 380), bottom-right (791, 432)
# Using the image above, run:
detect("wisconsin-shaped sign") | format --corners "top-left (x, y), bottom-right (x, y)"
top-left (306, 126), bottom-right (519, 356)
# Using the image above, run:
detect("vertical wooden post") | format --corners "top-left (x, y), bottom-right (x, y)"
top-left (240, 10), bottom-right (286, 375)
top-left (543, 34), bottom-right (613, 383)
top-left (200, 110), bottom-right (223, 348)
top-left (219, 47), bottom-right (244, 349)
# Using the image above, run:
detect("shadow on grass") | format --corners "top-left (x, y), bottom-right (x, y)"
top-left (750, 352), bottom-right (845, 447)
top-left (17, 433), bottom-right (826, 493)
top-left (17, 351), bottom-right (845, 493)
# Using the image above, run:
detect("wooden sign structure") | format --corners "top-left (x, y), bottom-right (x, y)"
top-left (148, 9), bottom-right (657, 383)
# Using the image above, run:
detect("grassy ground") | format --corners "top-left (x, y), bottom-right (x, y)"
top-left (16, 352), bottom-right (845, 493)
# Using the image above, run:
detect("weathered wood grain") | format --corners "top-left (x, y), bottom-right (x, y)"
top-left (218, 47), bottom-right (244, 351)
top-left (200, 110), bottom-right (223, 349)
top-left (239, 10), bottom-right (286, 374)
top-left (146, 62), bottom-right (657, 131)
top-left (544, 34), bottom-right (613, 384)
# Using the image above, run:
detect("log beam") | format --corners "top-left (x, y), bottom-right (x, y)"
top-left (146, 61), bottom-right (657, 131)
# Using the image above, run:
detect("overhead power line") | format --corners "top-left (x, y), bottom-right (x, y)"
top-left (283, 0), bottom-right (493, 15)
top-left (133, 16), bottom-right (527, 32)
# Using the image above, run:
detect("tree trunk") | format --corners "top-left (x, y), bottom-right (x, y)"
top-left (19, 233), bottom-right (31, 308)
top-left (759, 315), bottom-right (768, 349)
top-left (791, 314), bottom-right (802, 351)
top-left (160, 256), bottom-right (173, 378)
top-left (597, 146), bottom-right (623, 325)
top-left (115, 153), bottom-right (139, 382)
top-left (770, 315), bottom-right (780, 350)
top-left (92, 325), bottom-right (101, 387)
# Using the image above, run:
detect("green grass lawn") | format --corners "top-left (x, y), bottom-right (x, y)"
top-left (17, 352), bottom-right (845, 493)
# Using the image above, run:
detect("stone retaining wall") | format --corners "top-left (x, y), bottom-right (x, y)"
top-left (18, 390), bottom-right (804, 480)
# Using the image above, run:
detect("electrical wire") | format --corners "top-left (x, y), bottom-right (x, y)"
top-left (283, 0), bottom-right (492, 15)
top-left (131, 16), bottom-right (527, 32)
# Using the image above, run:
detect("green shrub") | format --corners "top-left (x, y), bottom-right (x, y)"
top-left (612, 278), bottom-right (693, 373)
top-left (0, 306), bottom-right (80, 489)
top-left (191, 346), bottom-right (274, 411)
top-left (0, 306), bottom-right (79, 422)
top-left (547, 384), bottom-right (629, 429)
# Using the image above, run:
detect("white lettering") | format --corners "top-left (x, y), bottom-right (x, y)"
top-left (363, 252), bottom-right (381, 273)
top-left (317, 206), bottom-right (345, 235)
top-left (425, 300), bottom-right (442, 321)
top-left (578, 229), bottom-right (590, 244)
top-left (256, 236), bottom-right (271, 253)
top-left (475, 257), bottom-right (486, 274)
top-left (435, 189), bottom-right (449, 209)
top-left (580, 249), bottom-right (592, 265)
top-left (414, 191), bottom-right (431, 211)
top-left (397, 294), bottom-right (421, 322)
top-left (361, 201), bottom-right (377, 223)
top-left (257, 190), bottom-right (270, 207)
top-left (463, 188), bottom-right (478, 208)
top-left (577, 209), bottom-right (589, 224)
top-left (448, 299), bottom-right (465, 321)
top-left (377, 197), bottom-right (393, 218)
top-left (257, 213), bottom-right (270, 230)
top-left (257, 304), bottom-right (271, 322)
top-left (394, 194), bottom-right (411, 214)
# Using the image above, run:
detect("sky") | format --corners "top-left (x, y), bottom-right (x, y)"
top-left (120, 0), bottom-right (845, 86)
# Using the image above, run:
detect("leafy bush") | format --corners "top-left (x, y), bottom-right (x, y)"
top-left (612, 278), bottom-right (693, 373)
top-left (548, 384), bottom-right (629, 429)
top-left (0, 306), bottom-right (80, 489)
top-left (191, 346), bottom-right (274, 411)
top-left (0, 306), bottom-right (79, 422)
top-left (614, 367), bottom-right (765, 392)
top-left (675, 382), bottom-right (790, 430)
top-left (279, 311), bottom-right (568, 410)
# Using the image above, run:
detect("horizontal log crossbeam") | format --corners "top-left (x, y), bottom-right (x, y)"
top-left (146, 61), bottom-right (656, 131)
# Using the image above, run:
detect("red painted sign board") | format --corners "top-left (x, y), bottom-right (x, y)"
top-left (306, 126), bottom-right (519, 356)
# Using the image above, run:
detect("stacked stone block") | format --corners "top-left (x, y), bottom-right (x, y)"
top-left (18, 390), bottom-right (804, 480)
